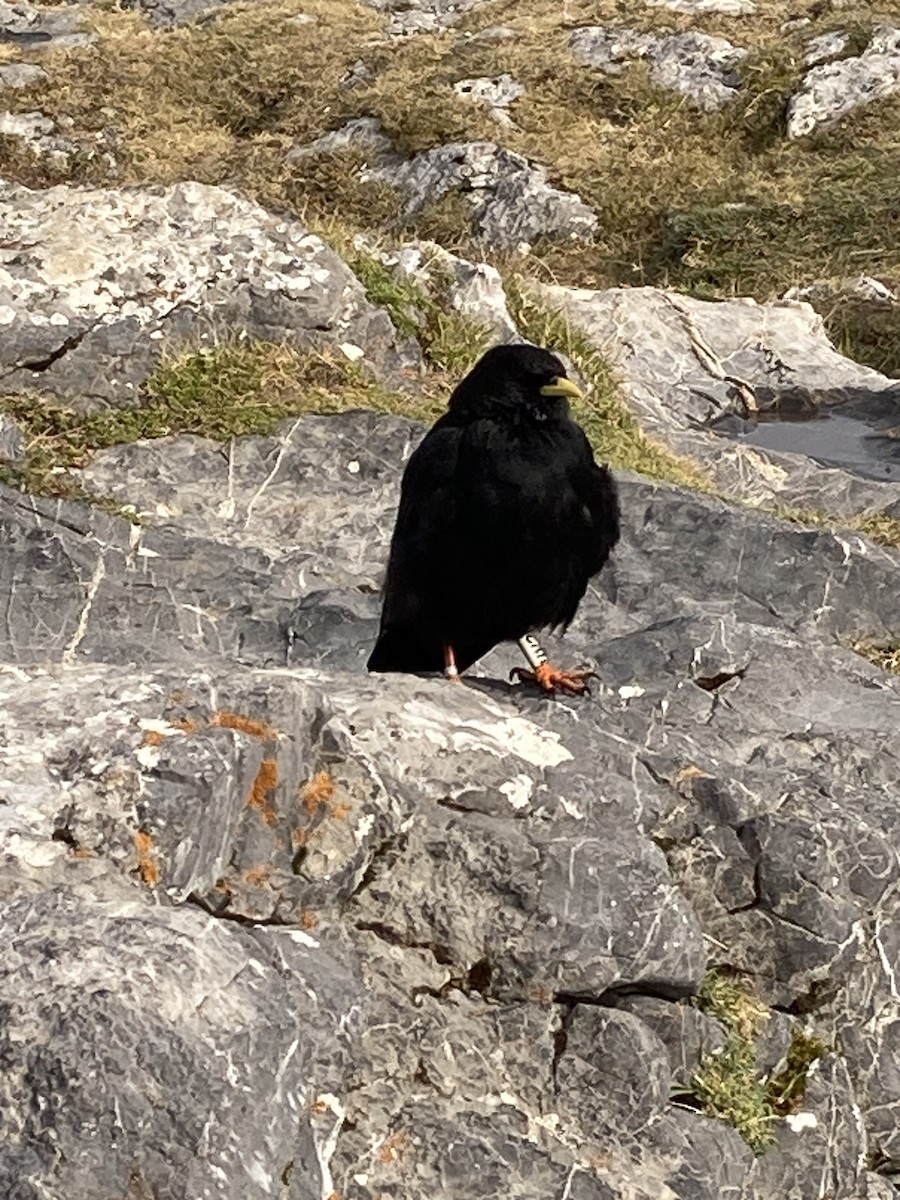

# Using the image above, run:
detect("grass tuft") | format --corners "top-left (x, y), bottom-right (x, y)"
top-left (852, 639), bottom-right (900, 675)
top-left (768, 1030), bottom-right (831, 1115)
top-left (691, 969), bottom-right (776, 1153)
top-left (0, 342), bottom-right (443, 502)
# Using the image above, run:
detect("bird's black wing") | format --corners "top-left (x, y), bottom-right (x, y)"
top-left (368, 419), bottom-right (494, 673)
top-left (565, 426), bottom-right (621, 575)
top-left (533, 424), bottom-right (620, 631)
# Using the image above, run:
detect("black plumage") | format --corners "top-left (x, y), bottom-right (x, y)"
top-left (367, 343), bottom-right (620, 688)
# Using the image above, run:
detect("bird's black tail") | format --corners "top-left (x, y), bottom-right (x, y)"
top-left (367, 628), bottom-right (444, 674)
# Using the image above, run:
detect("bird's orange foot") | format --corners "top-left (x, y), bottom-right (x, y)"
top-left (510, 662), bottom-right (596, 696)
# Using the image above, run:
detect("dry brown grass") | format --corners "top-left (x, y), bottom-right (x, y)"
top-left (2, 0), bottom-right (900, 500)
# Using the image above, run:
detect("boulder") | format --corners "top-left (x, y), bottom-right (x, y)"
top-left (0, 63), bottom-right (48, 89)
top-left (569, 27), bottom-right (747, 111)
top-left (367, 141), bottom-right (598, 250)
top-left (0, 0), bottom-right (94, 49)
top-left (533, 281), bottom-right (900, 517)
top-left (0, 180), bottom-right (417, 408)
top-left (788, 25), bottom-right (900, 139)
top-left (358, 0), bottom-right (492, 37)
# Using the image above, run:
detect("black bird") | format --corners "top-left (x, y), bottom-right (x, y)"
top-left (367, 343), bottom-right (621, 693)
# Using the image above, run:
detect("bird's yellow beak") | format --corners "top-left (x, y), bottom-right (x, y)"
top-left (539, 376), bottom-right (583, 401)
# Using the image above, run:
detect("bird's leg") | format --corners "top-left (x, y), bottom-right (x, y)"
top-left (443, 643), bottom-right (463, 683)
top-left (511, 634), bottom-right (596, 696)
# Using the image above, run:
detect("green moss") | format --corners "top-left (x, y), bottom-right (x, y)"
top-left (349, 246), bottom-right (493, 376)
top-left (768, 1031), bottom-right (831, 1115)
top-left (691, 970), bottom-right (776, 1153)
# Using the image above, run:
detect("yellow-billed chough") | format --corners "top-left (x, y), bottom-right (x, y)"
top-left (367, 343), bottom-right (620, 693)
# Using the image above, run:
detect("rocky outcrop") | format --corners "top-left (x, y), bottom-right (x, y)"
top-left (534, 281), bottom-right (900, 517)
top-left (788, 26), bottom-right (900, 138)
top-left (290, 127), bottom-right (598, 250)
top-left (359, 0), bottom-right (491, 37)
top-left (569, 27), bottom-right (746, 110)
top-left (2, 403), bottom-right (900, 1195)
top-left (0, 180), bottom-right (417, 408)
top-left (368, 140), bottom-right (598, 250)
top-left (0, 0), bottom-right (94, 49)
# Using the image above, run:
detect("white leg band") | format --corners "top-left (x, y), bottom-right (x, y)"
top-left (518, 635), bottom-right (548, 670)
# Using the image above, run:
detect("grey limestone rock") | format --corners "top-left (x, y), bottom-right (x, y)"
top-left (0, 109), bottom-right (78, 166)
top-left (803, 29), bottom-right (851, 67)
top-left (0, 180), bottom-right (417, 406)
top-left (119, 0), bottom-right (245, 27)
top-left (4, 403), bottom-right (900, 1190)
top-left (646, 0), bottom-right (756, 11)
top-left (360, 0), bottom-right (491, 37)
top-left (286, 115), bottom-right (401, 166)
top-left (358, 236), bottom-right (521, 342)
top-left (368, 140), bottom-right (598, 250)
top-left (534, 281), bottom-right (900, 517)
top-left (570, 27), bottom-right (747, 111)
top-left (0, 880), bottom-right (360, 1200)
top-left (0, 62), bottom-right (47, 88)
top-left (788, 25), bottom-right (900, 138)
top-left (453, 73), bottom-right (525, 127)
top-left (0, 411), bottom-right (24, 461)
top-left (0, 0), bottom-right (94, 49)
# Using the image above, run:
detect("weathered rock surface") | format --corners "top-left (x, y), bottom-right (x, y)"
top-left (535, 281), bottom-right (900, 516)
top-left (0, 180), bottom-right (416, 407)
top-left (646, 0), bottom-right (756, 11)
top-left (0, 109), bottom-right (78, 166)
top-left (359, 0), bottom-right (490, 37)
top-left (2, 405), bottom-right (900, 1193)
top-left (453, 73), bottom-right (524, 126)
top-left (368, 140), bottom-right (598, 249)
top-left (119, 0), bottom-right (242, 26)
top-left (569, 27), bottom-right (746, 110)
top-left (0, 0), bottom-right (95, 49)
top-left (788, 25), bottom-right (900, 138)
top-left (359, 236), bottom-right (520, 342)
top-left (290, 125), bottom-right (596, 250)
top-left (0, 62), bottom-right (47, 89)
top-left (0, 411), bottom-right (24, 461)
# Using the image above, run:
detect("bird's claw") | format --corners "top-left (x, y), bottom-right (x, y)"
top-left (510, 662), bottom-right (597, 696)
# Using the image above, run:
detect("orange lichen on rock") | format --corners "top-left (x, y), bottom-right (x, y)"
top-left (379, 1133), bottom-right (406, 1164)
top-left (141, 729), bottom-right (167, 748)
top-left (300, 770), bottom-right (334, 814)
top-left (135, 831), bottom-right (161, 886)
top-left (211, 710), bottom-right (280, 740)
top-left (170, 717), bottom-right (199, 735)
top-left (249, 758), bottom-right (279, 825)
top-left (300, 909), bottom-right (318, 929)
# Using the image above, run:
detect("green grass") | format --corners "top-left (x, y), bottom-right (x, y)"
top-left (691, 970), bottom-right (776, 1153)
top-left (768, 1031), bottom-right (832, 1115)
top-left (0, 342), bottom-right (440, 501)
top-left (689, 969), bottom-right (831, 1152)
top-left (348, 245), bottom-right (495, 374)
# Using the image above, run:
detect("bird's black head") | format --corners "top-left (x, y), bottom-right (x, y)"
top-left (448, 343), bottom-right (583, 422)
